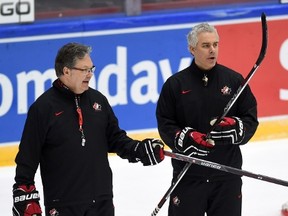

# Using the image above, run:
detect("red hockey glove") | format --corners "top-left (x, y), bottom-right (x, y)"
top-left (134, 138), bottom-right (165, 166)
top-left (13, 185), bottom-right (42, 216)
top-left (210, 117), bottom-right (245, 145)
top-left (175, 127), bottom-right (214, 157)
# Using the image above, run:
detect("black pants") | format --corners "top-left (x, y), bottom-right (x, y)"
top-left (45, 199), bottom-right (114, 216)
top-left (168, 178), bottom-right (242, 216)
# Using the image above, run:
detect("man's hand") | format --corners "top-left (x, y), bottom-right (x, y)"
top-left (12, 185), bottom-right (42, 216)
top-left (175, 127), bottom-right (214, 157)
top-left (210, 116), bottom-right (245, 145)
top-left (134, 138), bottom-right (165, 166)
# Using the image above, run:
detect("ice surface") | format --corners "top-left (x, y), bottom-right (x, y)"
top-left (1, 138), bottom-right (288, 216)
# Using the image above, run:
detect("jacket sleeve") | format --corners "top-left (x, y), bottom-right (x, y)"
top-left (104, 97), bottom-right (139, 162)
top-left (14, 104), bottom-right (45, 186)
top-left (156, 79), bottom-right (181, 150)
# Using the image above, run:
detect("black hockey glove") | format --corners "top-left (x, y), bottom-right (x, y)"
top-left (210, 116), bottom-right (245, 145)
top-left (134, 138), bottom-right (164, 166)
top-left (12, 184), bottom-right (42, 216)
top-left (175, 127), bottom-right (214, 157)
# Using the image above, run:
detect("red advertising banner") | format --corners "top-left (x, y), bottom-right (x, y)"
top-left (216, 17), bottom-right (288, 117)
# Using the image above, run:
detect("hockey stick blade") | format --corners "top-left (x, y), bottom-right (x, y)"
top-left (164, 150), bottom-right (288, 187)
top-left (256, 13), bottom-right (268, 65)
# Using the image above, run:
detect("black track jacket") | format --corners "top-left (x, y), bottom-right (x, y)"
top-left (14, 79), bottom-right (139, 207)
top-left (156, 60), bottom-right (258, 181)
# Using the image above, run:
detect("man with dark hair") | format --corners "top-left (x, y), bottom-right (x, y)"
top-left (12, 42), bottom-right (164, 216)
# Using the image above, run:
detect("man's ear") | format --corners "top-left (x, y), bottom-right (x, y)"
top-left (189, 45), bottom-right (195, 55)
top-left (63, 66), bottom-right (70, 75)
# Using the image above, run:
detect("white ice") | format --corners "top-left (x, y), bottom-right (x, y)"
top-left (1, 138), bottom-right (288, 216)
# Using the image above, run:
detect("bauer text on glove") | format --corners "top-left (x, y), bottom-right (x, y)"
top-left (133, 138), bottom-right (164, 166)
top-left (175, 127), bottom-right (214, 157)
top-left (210, 116), bottom-right (245, 145)
top-left (13, 184), bottom-right (42, 216)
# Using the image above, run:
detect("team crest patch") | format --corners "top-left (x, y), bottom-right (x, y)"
top-left (172, 196), bottom-right (180, 206)
top-left (221, 86), bottom-right (232, 95)
top-left (93, 102), bottom-right (102, 111)
top-left (49, 208), bottom-right (59, 216)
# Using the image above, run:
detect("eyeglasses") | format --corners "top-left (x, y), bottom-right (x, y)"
top-left (71, 66), bottom-right (96, 74)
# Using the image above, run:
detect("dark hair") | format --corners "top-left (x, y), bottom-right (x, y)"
top-left (54, 42), bottom-right (92, 77)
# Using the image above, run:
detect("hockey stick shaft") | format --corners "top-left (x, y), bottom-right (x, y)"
top-left (164, 150), bottom-right (288, 187)
top-left (151, 162), bottom-right (191, 216)
top-left (206, 12), bottom-right (267, 137)
top-left (151, 13), bottom-right (268, 216)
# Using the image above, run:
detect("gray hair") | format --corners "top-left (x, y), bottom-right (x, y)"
top-left (55, 42), bottom-right (92, 77)
top-left (187, 23), bottom-right (219, 50)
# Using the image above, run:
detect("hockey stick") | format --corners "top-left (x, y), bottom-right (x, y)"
top-left (150, 12), bottom-right (268, 216)
top-left (207, 12), bottom-right (268, 137)
top-left (164, 150), bottom-right (288, 187)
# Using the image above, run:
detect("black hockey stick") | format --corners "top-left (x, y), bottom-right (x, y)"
top-left (164, 150), bottom-right (288, 187)
top-left (150, 12), bottom-right (268, 216)
top-left (207, 12), bottom-right (268, 137)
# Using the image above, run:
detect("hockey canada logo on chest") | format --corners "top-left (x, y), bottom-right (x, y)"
top-left (172, 196), bottom-right (181, 206)
top-left (49, 208), bottom-right (59, 216)
top-left (221, 86), bottom-right (232, 95)
top-left (92, 102), bottom-right (102, 111)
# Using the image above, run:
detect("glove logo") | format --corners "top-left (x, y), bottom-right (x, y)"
top-left (235, 117), bottom-right (244, 137)
top-left (14, 192), bottom-right (40, 203)
top-left (238, 120), bottom-right (243, 136)
top-left (177, 127), bottom-right (190, 147)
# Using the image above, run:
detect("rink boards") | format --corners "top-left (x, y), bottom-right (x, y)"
top-left (0, 3), bottom-right (288, 166)
top-left (1, 117), bottom-right (288, 167)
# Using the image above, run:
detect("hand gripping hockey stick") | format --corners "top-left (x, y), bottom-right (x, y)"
top-left (151, 12), bottom-right (268, 216)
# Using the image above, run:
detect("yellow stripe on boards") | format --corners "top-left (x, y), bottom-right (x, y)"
top-left (1, 118), bottom-right (287, 167)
